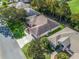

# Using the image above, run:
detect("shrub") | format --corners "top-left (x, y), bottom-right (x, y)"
top-left (56, 52), bottom-right (69, 59)
top-left (7, 20), bottom-right (25, 39)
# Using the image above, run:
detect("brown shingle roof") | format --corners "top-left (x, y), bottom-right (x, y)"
top-left (29, 15), bottom-right (59, 38)
top-left (28, 15), bottom-right (48, 26)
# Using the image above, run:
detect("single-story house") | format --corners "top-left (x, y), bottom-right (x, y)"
top-left (48, 27), bottom-right (79, 59)
top-left (27, 15), bottom-right (59, 38)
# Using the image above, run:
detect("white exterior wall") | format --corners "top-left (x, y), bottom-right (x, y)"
top-left (59, 37), bottom-right (70, 48)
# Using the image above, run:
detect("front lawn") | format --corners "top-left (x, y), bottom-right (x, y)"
top-left (22, 43), bottom-right (51, 59)
top-left (22, 43), bottom-right (32, 59)
top-left (22, 37), bottom-right (53, 59)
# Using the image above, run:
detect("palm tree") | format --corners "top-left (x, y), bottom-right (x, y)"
top-left (71, 14), bottom-right (79, 30)
top-left (31, 0), bottom-right (44, 9)
top-left (49, 0), bottom-right (59, 16)
top-left (56, 1), bottom-right (71, 22)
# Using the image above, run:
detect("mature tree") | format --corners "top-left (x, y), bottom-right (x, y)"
top-left (49, 0), bottom-right (59, 16)
top-left (0, 7), bottom-right (26, 21)
top-left (31, 0), bottom-right (43, 8)
top-left (70, 14), bottom-right (79, 30)
top-left (31, 0), bottom-right (59, 15)
top-left (0, 6), bottom-right (28, 26)
top-left (22, 37), bottom-right (54, 59)
top-left (31, 0), bottom-right (71, 23)
top-left (55, 1), bottom-right (71, 22)
top-left (25, 40), bottom-right (44, 59)
top-left (31, 0), bottom-right (48, 14)
top-left (0, 7), bottom-right (16, 20)
top-left (0, 6), bottom-right (27, 38)
top-left (40, 37), bottom-right (54, 53)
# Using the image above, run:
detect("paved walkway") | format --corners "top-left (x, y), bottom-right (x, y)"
top-left (51, 51), bottom-right (57, 59)
top-left (17, 33), bottom-right (33, 48)
top-left (0, 21), bottom-right (33, 48)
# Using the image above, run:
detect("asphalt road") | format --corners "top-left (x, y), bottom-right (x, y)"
top-left (0, 34), bottom-right (26, 59)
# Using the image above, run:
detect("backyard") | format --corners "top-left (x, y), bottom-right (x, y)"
top-left (68, 0), bottom-right (79, 14)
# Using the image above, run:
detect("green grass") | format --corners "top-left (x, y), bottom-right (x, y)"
top-left (41, 25), bottom-right (64, 38)
top-left (44, 53), bottom-right (50, 59)
top-left (2, 0), bottom-right (8, 2)
top-left (48, 27), bottom-right (62, 36)
top-left (22, 41), bottom-right (51, 59)
top-left (47, 25), bottom-right (64, 36)
top-left (22, 43), bottom-right (32, 59)
top-left (68, 0), bottom-right (79, 14)
top-left (7, 20), bottom-right (25, 39)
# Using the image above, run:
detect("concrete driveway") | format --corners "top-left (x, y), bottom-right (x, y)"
top-left (0, 34), bottom-right (26, 59)
top-left (17, 33), bottom-right (33, 48)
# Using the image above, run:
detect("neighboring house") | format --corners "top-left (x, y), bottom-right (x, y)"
top-left (0, 34), bottom-right (26, 59)
top-left (9, 0), bottom-right (31, 3)
top-left (48, 27), bottom-right (79, 59)
top-left (9, 2), bottom-right (29, 9)
top-left (25, 8), bottom-right (40, 16)
top-left (27, 15), bottom-right (59, 38)
top-left (15, 2), bottom-right (27, 9)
